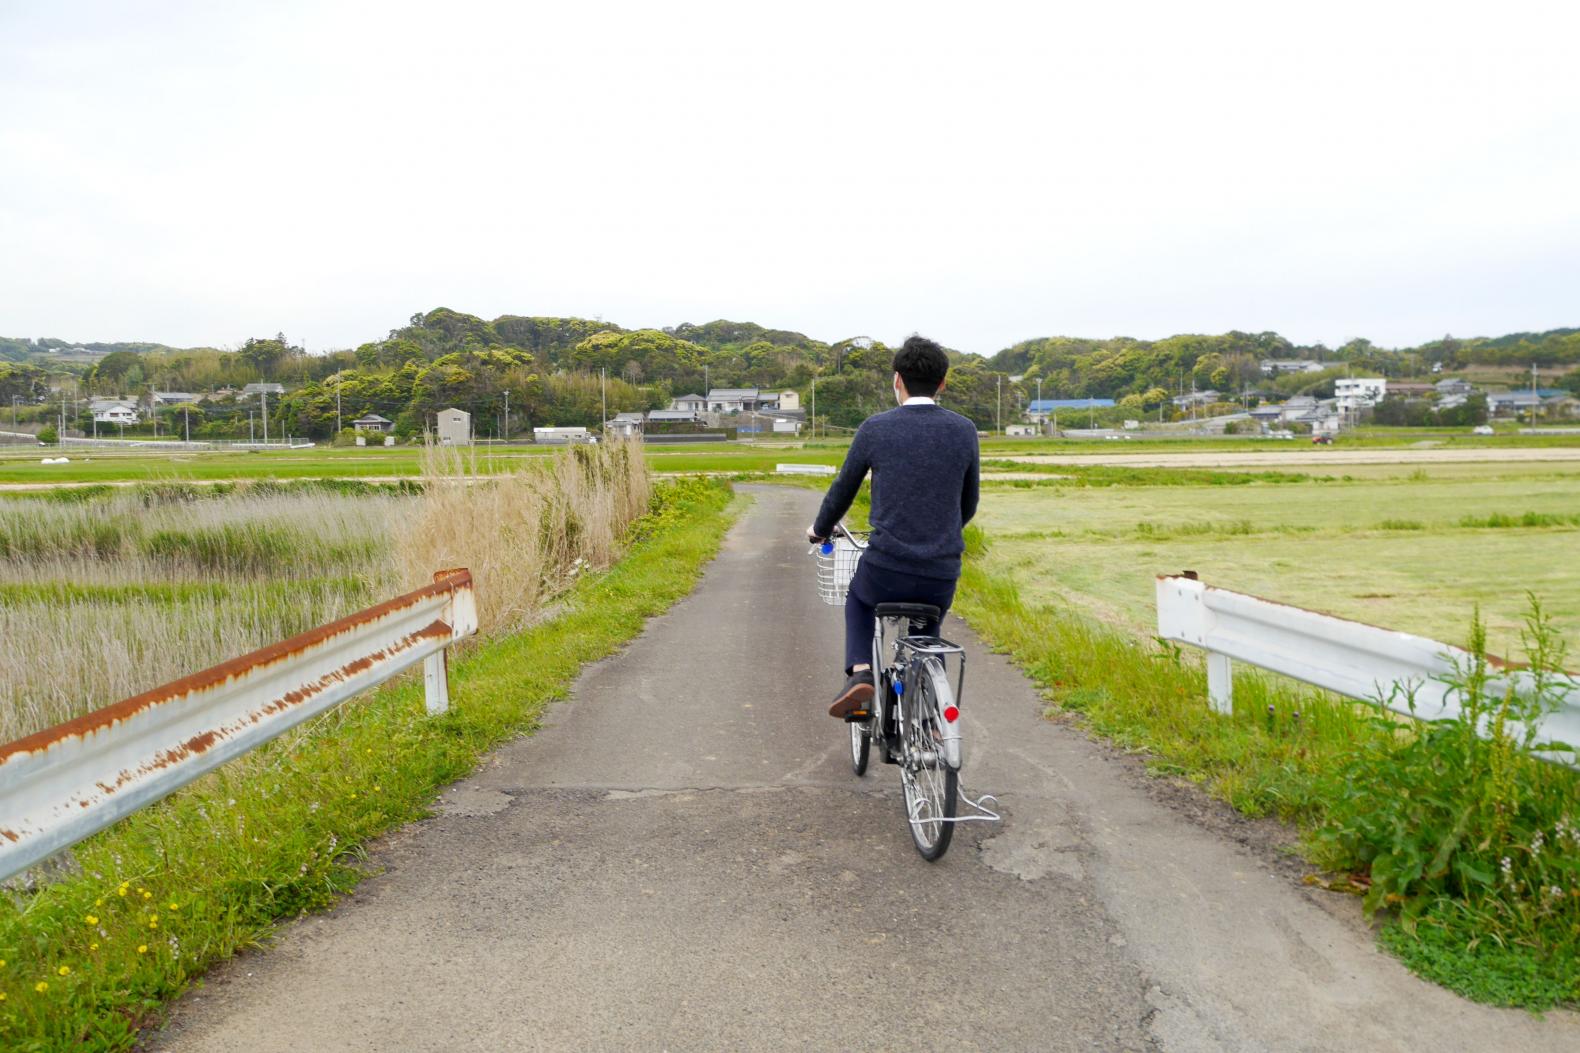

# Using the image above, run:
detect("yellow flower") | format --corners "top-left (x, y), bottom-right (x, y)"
top-left (90, 943), bottom-right (99, 951)
top-left (0, 957), bottom-right (6, 967)
top-left (57, 965), bottom-right (70, 977)
top-left (137, 945), bottom-right (148, 954)
top-left (0, 991), bottom-right (6, 1001)
top-left (168, 902), bottom-right (180, 911)
top-left (34, 981), bottom-right (47, 993)
top-left (95, 898), bottom-right (104, 906)
top-left (349, 793), bottom-right (358, 801)
top-left (141, 890), bottom-right (152, 900)
top-left (117, 886), bottom-right (128, 897)
top-left (85, 914), bottom-right (99, 926)
top-left (149, 918), bottom-right (159, 929)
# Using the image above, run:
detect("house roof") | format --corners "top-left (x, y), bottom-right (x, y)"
top-left (352, 413), bottom-right (392, 424)
top-left (707, 388), bottom-right (759, 400)
top-left (1028, 398), bottom-right (1116, 411)
top-left (242, 382), bottom-right (285, 395)
top-left (672, 394), bottom-right (704, 402)
top-left (647, 410), bottom-right (702, 421)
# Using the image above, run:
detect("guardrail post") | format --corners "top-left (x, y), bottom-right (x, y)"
top-left (424, 651), bottom-right (450, 715)
top-left (1206, 652), bottom-right (1233, 715)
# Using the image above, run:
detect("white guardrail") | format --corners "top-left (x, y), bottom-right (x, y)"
top-left (1156, 574), bottom-right (1579, 768)
top-left (0, 569), bottom-right (477, 882)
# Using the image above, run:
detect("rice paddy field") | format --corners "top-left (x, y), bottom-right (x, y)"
top-left (972, 458), bottom-right (1580, 656)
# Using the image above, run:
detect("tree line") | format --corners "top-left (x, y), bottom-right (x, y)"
top-left (2, 313), bottom-right (1576, 439)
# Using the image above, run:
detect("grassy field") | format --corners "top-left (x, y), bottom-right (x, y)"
top-left (973, 462), bottom-right (1580, 654)
top-left (0, 444), bottom-right (651, 743)
top-left (0, 476), bottom-right (738, 1051)
top-left (5, 426), bottom-right (1575, 487)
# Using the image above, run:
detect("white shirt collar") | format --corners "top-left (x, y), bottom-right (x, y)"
top-left (901, 396), bottom-right (936, 406)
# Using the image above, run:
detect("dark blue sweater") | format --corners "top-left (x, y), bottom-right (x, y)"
top-left (813, 402), bottom-right (981, 581)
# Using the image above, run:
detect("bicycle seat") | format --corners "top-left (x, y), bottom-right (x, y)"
top-left (874, 602), bottom-right (941, 622)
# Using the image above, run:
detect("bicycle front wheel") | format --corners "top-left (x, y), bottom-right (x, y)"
top-left (900, 658), bottom-right (959, 861)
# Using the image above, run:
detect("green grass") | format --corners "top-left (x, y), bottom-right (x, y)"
top-left (973, 462), bottom-right (1580, 653)
top-left (953, 544), bottom-right (1580, 1010)
top-left (0, 478), bottom-right (742, 1051)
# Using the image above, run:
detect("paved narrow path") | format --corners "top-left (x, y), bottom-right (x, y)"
top-left (149, 486), bottom-right (1578, 1052)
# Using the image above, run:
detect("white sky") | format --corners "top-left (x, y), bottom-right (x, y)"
top-left (2, 1), bottom-right (1577, 355)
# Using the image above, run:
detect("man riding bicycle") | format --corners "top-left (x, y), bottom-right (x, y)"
top-left (807, 335), bottom-right (981, 721)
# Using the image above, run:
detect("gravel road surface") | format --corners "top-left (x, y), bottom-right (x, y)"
top-left (147, 486), bottom-right (1580, 1052)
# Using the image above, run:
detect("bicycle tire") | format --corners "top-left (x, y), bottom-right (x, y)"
top-left (901, 658), bottom-right (959, 861)
top-left (849, 719), bottom-right (870, 775)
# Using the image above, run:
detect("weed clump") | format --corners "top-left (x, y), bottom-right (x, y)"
top-left (1311, 600), bottom-right (1580, 1007)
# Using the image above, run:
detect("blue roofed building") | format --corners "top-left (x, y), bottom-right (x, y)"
top-left (1026, 398), bottom-right (1115, 421)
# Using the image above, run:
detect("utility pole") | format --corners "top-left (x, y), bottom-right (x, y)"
top-left (261, 390), bottom-right (270, 446)
top-left (600, 368), bottom-right (607, 431)
top-left (249, 411), bottom-right (255, 444)
top-left (335, 380), bottom-right (342, 435)
top-left (996, 375), bottom-right (1002, 434)
top-left (810, 377), bottom-right (816, 440)
top-left (503, 388), bottom-right (510, 443)
top-left (184, 405), bottom-right (190, 443)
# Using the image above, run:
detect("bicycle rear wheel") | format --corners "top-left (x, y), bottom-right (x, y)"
top-left (900, 658), bottom-right (958, 861)
top-left (849, 718), bottom-right (870, 775)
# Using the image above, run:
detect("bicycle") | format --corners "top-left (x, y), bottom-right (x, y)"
top-left (814, 522), bottom-right (1000, 861)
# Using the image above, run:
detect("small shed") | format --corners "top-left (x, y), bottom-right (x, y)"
top-left (437, 408), bottom-right (471, 446)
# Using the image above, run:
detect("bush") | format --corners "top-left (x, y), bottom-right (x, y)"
top-left (1311, 600), bottom-right (1580, 1006)
top-left (37, 425), bottom-right (58, 445)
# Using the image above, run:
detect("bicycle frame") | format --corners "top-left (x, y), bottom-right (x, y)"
top-left (870, 617), bottom-right (966, 770)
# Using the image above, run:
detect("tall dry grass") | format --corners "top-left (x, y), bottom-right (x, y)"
top-left (395, 439), bottom-right (650, 633)
top-left (0, 488), bottom-right (399, 742)
top-left (0, 442), bottom-right (650, 742)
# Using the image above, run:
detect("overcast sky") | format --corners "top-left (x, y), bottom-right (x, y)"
top-left (2, 1), bottom-right (1577, 355)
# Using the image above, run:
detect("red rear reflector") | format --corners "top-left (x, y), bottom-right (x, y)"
top-left (943, 706), bottom-right (959, 722)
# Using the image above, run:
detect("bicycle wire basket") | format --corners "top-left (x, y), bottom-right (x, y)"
top-left (814, 532), bottom-right (866, 606)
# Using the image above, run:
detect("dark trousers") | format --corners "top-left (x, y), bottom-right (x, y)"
top-left (844, 559), bottom-right (957, 671)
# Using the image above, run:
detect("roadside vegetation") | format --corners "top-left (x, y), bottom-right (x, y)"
top-left (957, 462), bottom-right (1580, 1009)
top-left (0, 445), bottom-right (735, 1050)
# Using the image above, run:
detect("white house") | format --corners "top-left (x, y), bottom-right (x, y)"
top-left (604, 412), bottom-right (645, 439)
top-left (776, 390), bottom-right (801, 412)
top-left (534, 426), bottom-right (593, 445)
top-left (352, 413), bottom-right (394, 434)
top-left (91, 399), bottom-right (139, 425)
top-left (670, 393), bottom-right (707, 413)
top-left (1335, 378), bottom-right (1387, 412)
top-left (707, 388), bottom-right (766, 413)
top-left (437, 408), bottom-right (471, 445)
top-left (1260, 360), bottom-right (1326, 375)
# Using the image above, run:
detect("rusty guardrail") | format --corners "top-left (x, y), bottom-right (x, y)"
top-left (1156, 574), bottom-right (1579, 768)
top-left (0, 569), bottom-right (478, 882)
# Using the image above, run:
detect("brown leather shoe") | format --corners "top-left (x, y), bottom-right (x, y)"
top-left (828, 671), bottom-right (876, 720)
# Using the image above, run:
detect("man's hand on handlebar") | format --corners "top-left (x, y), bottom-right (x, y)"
top-left (807, 524), bottom-right (829, 544)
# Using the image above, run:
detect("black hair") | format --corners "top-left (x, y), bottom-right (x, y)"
top-left (892, 335), bottom-right (949, 397)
